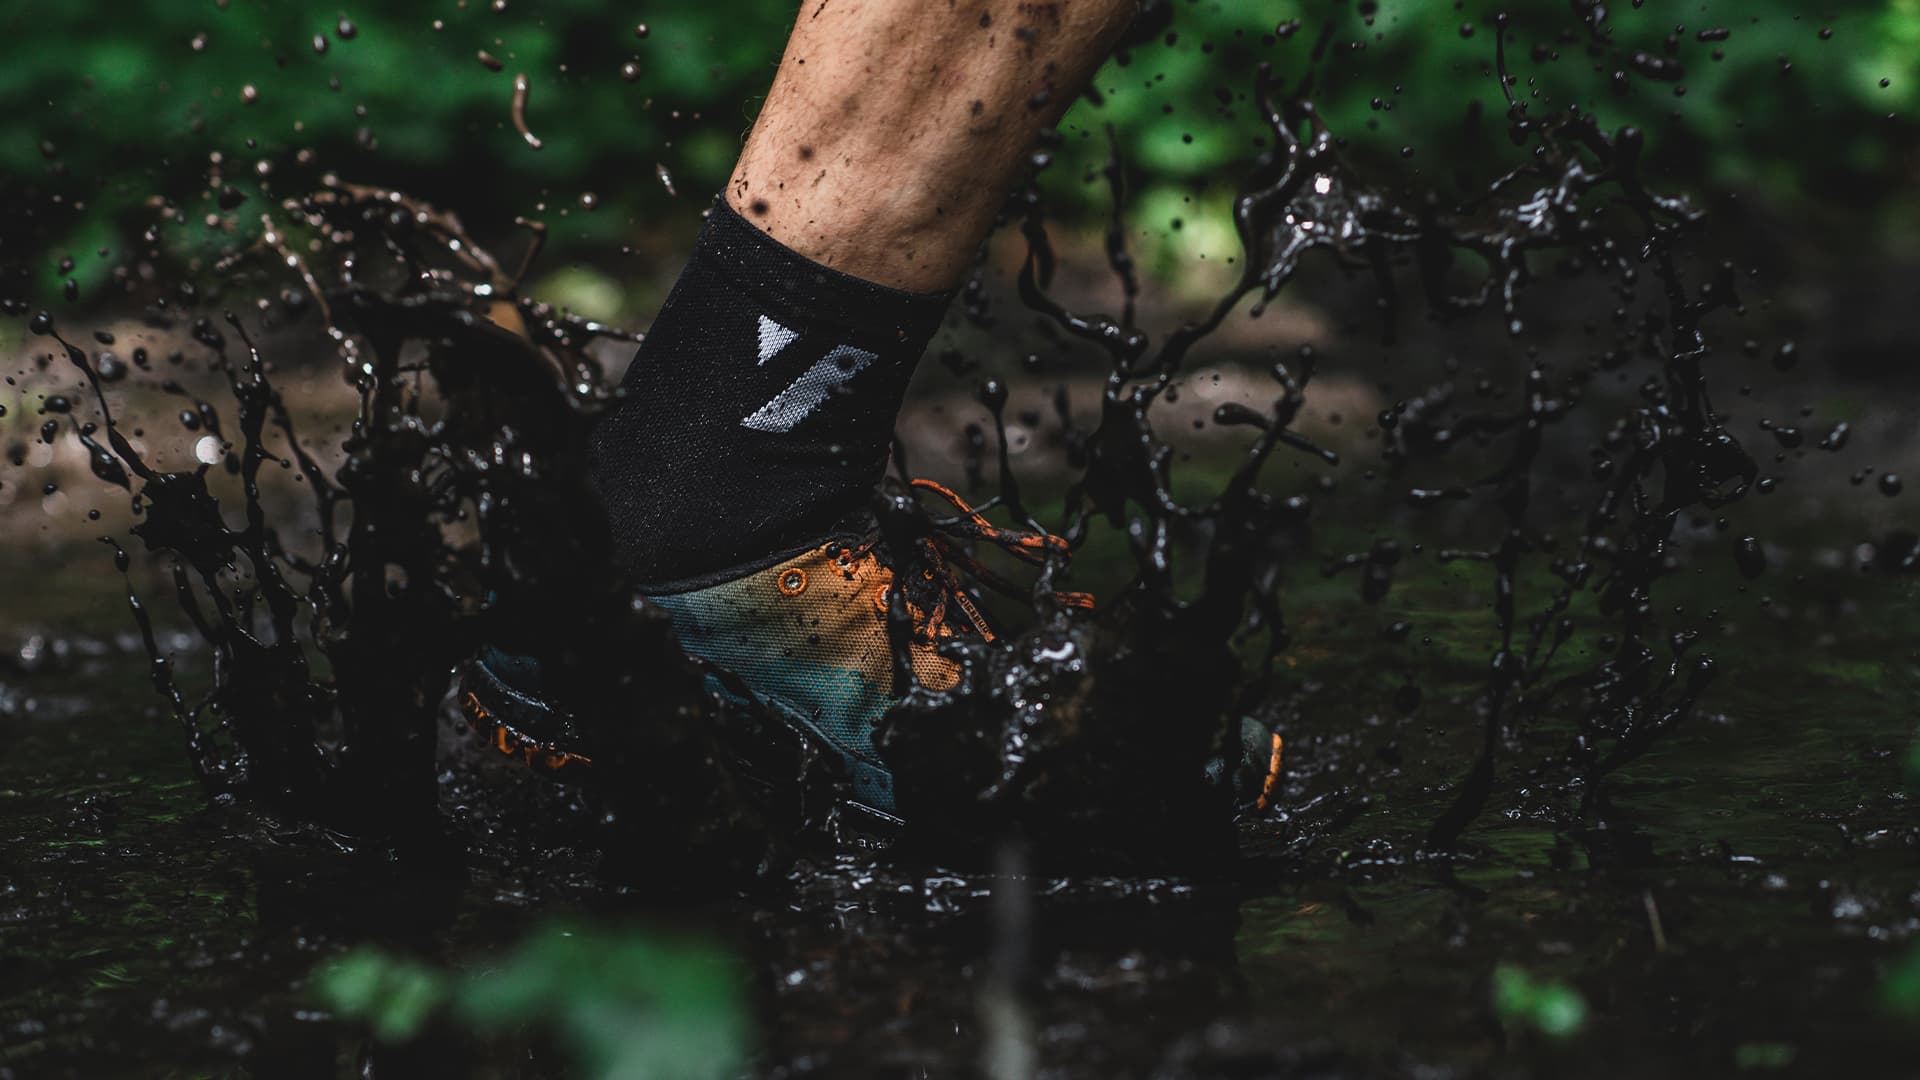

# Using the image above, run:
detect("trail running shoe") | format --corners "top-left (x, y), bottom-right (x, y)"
top-left (458, 479), bottom-right (1093, 821)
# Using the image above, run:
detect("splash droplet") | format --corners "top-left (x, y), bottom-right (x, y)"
top-left (511, 73), bottom-right (543, 150)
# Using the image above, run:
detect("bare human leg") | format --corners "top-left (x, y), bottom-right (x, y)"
top-left (727, 0), bottom-right (1140, 292)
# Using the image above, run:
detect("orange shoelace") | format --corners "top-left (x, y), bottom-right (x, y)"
top-left (847, 479), bottom-right (1095, 645)
top-left (908, 481), bottom-right (1290, 812)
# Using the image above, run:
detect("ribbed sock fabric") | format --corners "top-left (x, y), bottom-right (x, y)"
top-left (589, 198), bottom-right (952, 588)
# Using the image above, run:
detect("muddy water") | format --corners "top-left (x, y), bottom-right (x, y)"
top-left (4, 2), bottom-right (1920, 1077)
top-left (4, 553), bottom-right (1917, 1075)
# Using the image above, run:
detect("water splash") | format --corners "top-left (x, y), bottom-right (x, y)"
top-left (876, 15), bottom-right (1757, 867)
top-left (15, 10), bottom-right (1807, 883)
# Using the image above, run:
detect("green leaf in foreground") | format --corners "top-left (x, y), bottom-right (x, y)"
top-left (1492, 964), bottom-right (1588, 1038)
top-left (314, 922), bottom-right (746, 1080)
top-left (313, 949), bottom-right (447, 1042)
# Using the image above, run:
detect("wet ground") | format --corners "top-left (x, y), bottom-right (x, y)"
top-left (5, 519), bottom-right (1918, 1077)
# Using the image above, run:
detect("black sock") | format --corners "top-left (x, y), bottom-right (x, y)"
top-left (589, 198), bottom-right (952, 588)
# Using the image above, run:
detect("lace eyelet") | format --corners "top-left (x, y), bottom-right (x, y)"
top-left (777, 568), bottom-right (808, 596)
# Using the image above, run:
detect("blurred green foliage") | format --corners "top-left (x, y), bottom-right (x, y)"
top-left (1491, 963), bottom-right (1588, 1038)
top-left (316, 922), bottom-right (747, 1079)
top-left (1, 0), bottom-right (1913, 303)
top-left (1881, 939), bottom-right (1920, 1017)
top-left (1730, 1043), bottom-right (1797, 1070)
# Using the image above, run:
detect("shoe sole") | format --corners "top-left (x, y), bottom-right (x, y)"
top-left (454, 654), bottom-right (905, 836)
top-left (457, 656), bottom-right (595, 779)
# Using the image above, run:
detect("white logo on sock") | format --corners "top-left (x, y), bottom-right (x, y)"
top-left (742, 343), bottom-right (879, 432)
top-left (743, 315), bottom-right (878, 433)
top-left (756, 314), bottom-right (799, 365)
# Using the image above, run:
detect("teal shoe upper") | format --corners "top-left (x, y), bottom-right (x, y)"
top-left (647, 540), bottom-right (966, 814)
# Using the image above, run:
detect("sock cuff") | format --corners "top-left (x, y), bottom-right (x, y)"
top-left (590, 197), bottom-right (956, 584)
top-left (696, 197), bottom-right (953, 347)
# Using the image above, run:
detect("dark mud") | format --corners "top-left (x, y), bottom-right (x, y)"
top-left (4, 552), bottom-right (1918, 1075)
top-left (4, 2), bottom-right (1920, 1077)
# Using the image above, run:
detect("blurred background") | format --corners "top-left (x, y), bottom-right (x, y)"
top-left (3, 0), bottom-right (1917, 548)
top-left (2, 0), bottom-right (1914, 315)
